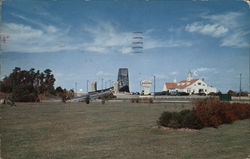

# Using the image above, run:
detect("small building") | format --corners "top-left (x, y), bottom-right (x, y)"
top-left (163, 72), bottom-right (217, 95)
top-left (89, 82), bottom-right (97, 92)
top-left (141, 80), bottom-right (153, 95)
top-left (113, 81), bottom-right (119, 94)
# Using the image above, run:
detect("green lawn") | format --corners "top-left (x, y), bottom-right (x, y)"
top-left (1, 102), bottom-right (250, 159)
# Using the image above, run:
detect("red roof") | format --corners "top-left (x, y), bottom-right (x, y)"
top-left (165, 79), bottom-right (198, 89)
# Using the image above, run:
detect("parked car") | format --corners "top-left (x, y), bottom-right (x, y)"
top-left (170, 91), bottom-right (190, 96)
top-left (208, 92), bottom-right (218, 96)
top-left (195, 93), bottom-right (206, 96)
top-left (154, 91), bottom-right (170, 96)
top-left (178, 92), bottom-right (190, 96)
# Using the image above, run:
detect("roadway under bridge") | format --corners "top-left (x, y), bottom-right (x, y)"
top-left (67, 88), bottom-right (113, 102)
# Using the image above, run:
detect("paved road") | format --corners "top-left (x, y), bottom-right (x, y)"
top-left (67, 90), bottom-right (112, 102)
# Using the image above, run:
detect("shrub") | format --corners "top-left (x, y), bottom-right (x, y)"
top-left (131, 98), bottom-right (153, 103)
top-left (85, 95), bottom-right (90, 104)
top-left (158, 110), bottom-right (203, 129)
top-left (180, 110), bottom-right (203, 129)
top-left (193, 97), bottom-right (250, 128)
top-left (158, 98), bottom-right (250, 129)
top-left (167, 112), bottom-right (182, 128)
top-left (158, 112), bottom-right (174, 127)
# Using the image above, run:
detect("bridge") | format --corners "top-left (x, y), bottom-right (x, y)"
top-left (67, 87), bottom-right (114, 102)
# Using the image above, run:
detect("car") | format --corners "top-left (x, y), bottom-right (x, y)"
top-left (169, 91), bottom-right (190, 96)
top-left (169, 91), bottom-right (179, 96)
top-left (178, 92), bottom-right (189, 96)
top-left (195, 93), bottom-right (206, 96)
top-left (154, 91), bottom-right (170, 96)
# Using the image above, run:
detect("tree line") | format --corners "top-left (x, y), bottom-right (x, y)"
top-left (0, 67), bottom-right (73, 102)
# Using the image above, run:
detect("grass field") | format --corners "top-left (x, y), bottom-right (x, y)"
top-left (1, 102), bottom-right (250, 159)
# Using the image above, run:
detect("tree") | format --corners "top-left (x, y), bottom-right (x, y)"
top-left (0, 67), bottom-right (56, 102)
top-left (228, 90), bottom-right (237, 96)
top-left (55, 86), bottom-right (64, 93)
top-left (43, 69), bottom-right (56, 94)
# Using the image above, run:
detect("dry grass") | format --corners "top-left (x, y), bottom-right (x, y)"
top-left (1, 102), bottom-right (250, 159)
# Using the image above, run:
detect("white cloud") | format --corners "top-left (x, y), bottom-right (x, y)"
top-left (192, 67), bottom-right (215, 76)
top-left (85, 46), bottom-right (108, 53)
top-left (221, 30), bottom-right (250, 48)
top-left (185, 22), bottom-right (228, 37)
top-left (201, 12), bottom-right (242, 28)
top-left (185, 12), bottom-right (250, 48)
top-left (170, 71), bottom-right (178, 75)
top-left (3, 14), bottom-right (192, 54)
top-left (3, 22), bottom-right (79, 53)
top-left (119, 47), bottom-right (133, 54)
top-left (96, 71), bottom-right (113, 77)
top-left (83, 21), bottom-right (192, 54)
top-left (11, 13), bottom-right (59, 33)
top-left (144, 38), bottom-right (192, 49)
top-left (82, 22), bottom-right (132, 54)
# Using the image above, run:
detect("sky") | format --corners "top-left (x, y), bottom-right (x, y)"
top-left (0, 0), bottom-right (249, 93)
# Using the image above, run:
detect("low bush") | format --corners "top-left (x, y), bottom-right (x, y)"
top-left (158, 98), bottom-right (250, 129)
top-left (131, 98), bottom-right (153, 103)
top-left (193, 98), bottom-right (250, 128)
top-left (180, 110), bottom-right (203, 129)
top-left (85, 95), bottom-right (90, 104)
top-left (158, 110), bottom-right (203, 129)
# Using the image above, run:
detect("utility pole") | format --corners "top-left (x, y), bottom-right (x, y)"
top-left (86, 80), bottom-right (89, 93)
top-left (239, 73), bottom-right (242, 99)
top-left (153, 75), bottom-right (156, 98)
top-left (101, 78), bottom-right (104, 91)
top-left (74, 82), bottom-right (77, 97)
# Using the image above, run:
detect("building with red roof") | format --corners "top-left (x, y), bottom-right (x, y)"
top-left (163, 72), bottom-right (217, 95)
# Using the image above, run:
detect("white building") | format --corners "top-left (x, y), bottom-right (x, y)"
top-left (89, 82), bottom-right (97, 92)
top-left (163, 72), bottom-right (217, 95)
top-left (141, 80), bottom-right (153, 95)
top-left (113, 81), bottom-right (119, 94)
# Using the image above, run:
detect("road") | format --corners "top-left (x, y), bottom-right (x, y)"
top-left (67, 90), bottom-right (112, 102)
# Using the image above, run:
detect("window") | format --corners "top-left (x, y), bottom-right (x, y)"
top-left (198, 83), bottom-right (201, 85)
top-left (205, 89), bottom-right (207, 92)
top-left (203, 84), bottom-right (205, 86)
